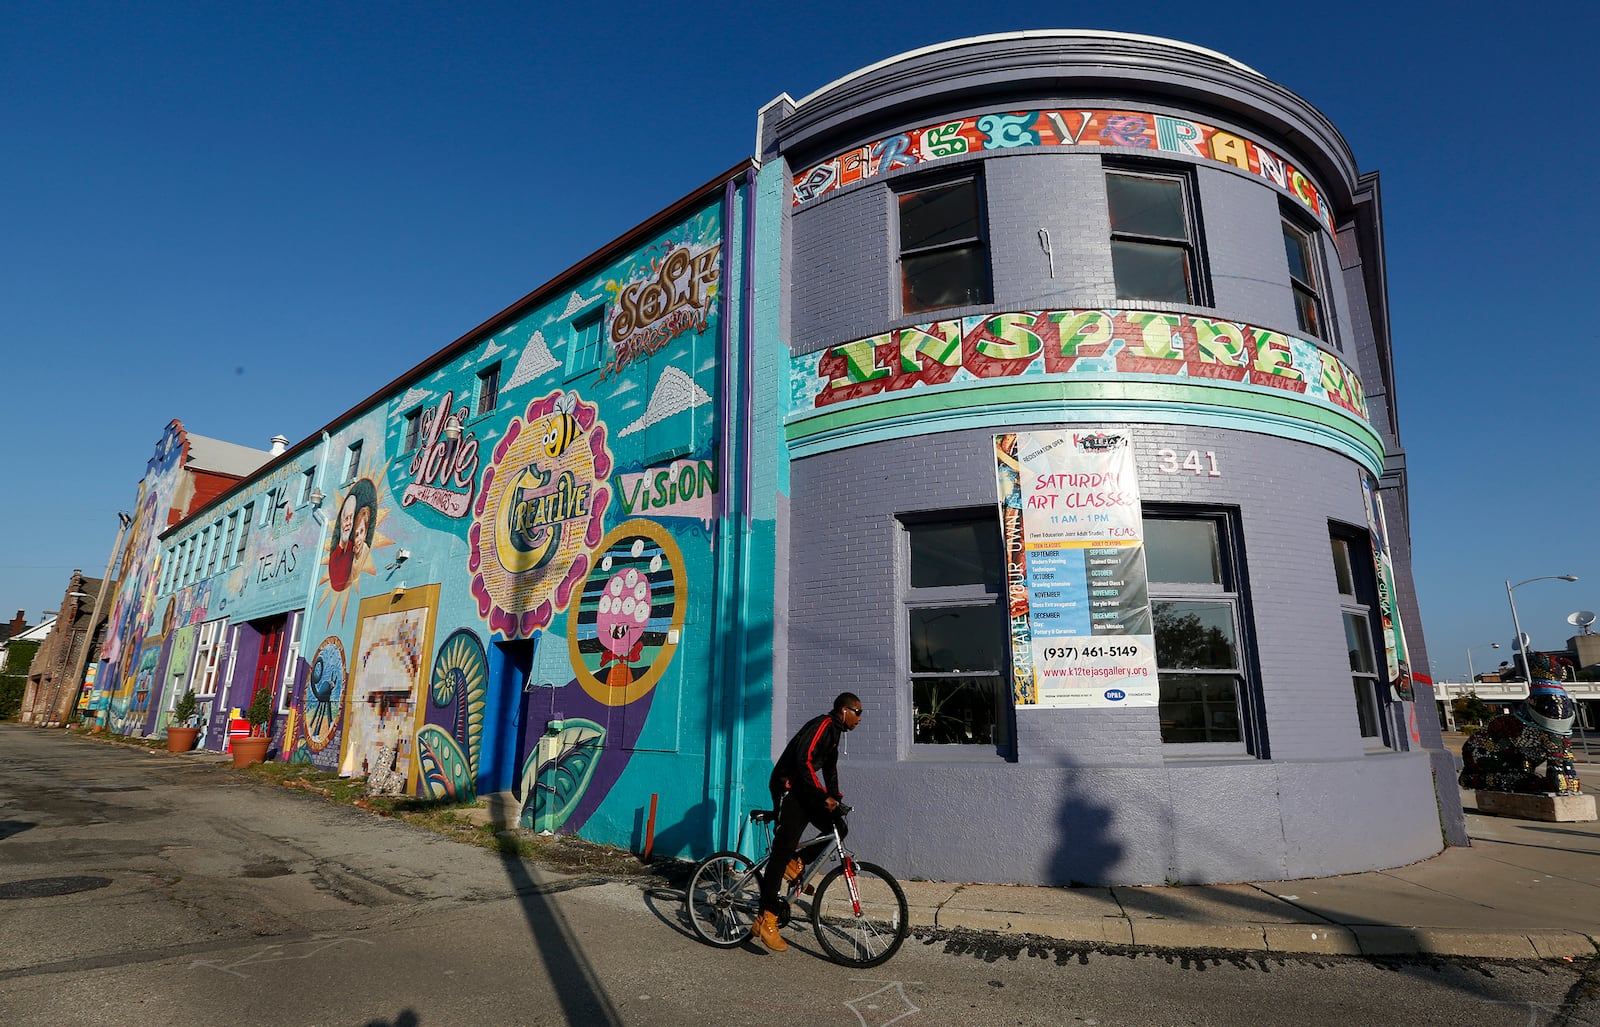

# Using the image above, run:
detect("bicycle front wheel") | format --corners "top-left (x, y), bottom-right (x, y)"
top-left (809, 860), bottom-right (909, 967)
top-left (685, 851), bottom-right (759, 948)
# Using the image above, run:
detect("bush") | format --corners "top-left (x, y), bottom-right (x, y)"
top-left (0, 675), bottom-right (24, 720)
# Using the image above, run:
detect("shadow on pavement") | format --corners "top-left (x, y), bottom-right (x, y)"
top-left (495, 835), bottom-right (623, 1026)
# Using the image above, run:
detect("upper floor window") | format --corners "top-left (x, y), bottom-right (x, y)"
top-left (902, 511), bottom-right (1011, 755)
top-left (403, 407), bottom-right (423, 452)
top-left (567, 310), bottom-right (607, 378)
top-left (299, 469), bottom-right (317, 504)
top-left (897, 176), bottom-right (990, 315)
top-left (235, 503), bottom-right (254, 564)
top-left (223, 513), bottom-right (238, 566)
top-left (1281, 216), bottom-right (1325, 340)
top-left (1146, 509), bottom-right (1261, 755)
top-left (205, 519), bottom-right (223, 576)
top-left (477, 363), bottom-right (501, 417)
top-left (344, 441), bottom-right (363, 482)
top-left (1106, 168), bottom-right (1203, 305)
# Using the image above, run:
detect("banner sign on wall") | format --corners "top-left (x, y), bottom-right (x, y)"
top-left (995, 430), bottom-right (1159, 709)
top-left (1361, 472), bottom-right (1414, 702)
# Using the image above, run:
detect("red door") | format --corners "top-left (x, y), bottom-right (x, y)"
top-left (252, 618), bottom-right (286, 709)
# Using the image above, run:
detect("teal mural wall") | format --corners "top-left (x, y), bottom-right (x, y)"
top-left (104, 172), bottom-right (771, 860)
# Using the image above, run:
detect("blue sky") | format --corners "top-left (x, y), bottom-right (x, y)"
top-left (4, 1), bottom-right (1597, 683)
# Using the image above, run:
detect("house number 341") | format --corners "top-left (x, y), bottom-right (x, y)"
top-left (1155, 449), bottom-right (1221, 477)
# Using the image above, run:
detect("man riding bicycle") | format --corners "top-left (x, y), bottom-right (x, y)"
top-left (754, 692), bottom-right (863, 952)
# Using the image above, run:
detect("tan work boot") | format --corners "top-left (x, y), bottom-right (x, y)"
top-left (754, 910), bottom-right (788, 952)
top-left (783, 857), bottom-right (804, 884)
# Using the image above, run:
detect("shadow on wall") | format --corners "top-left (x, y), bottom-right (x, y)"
top-left (1047, 788), bottom-right (1124, 887)
top-left (637, 796), bottom-right (718, 863)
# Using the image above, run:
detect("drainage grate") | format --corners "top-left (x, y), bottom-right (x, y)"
top-left (83, 786), bottom-right (148, 793)
top-left (0, 876), bottom-right (114, 899)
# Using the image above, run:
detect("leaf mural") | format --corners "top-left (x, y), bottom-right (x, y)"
top-left (517, 719), bottom-right (606, 834)
top-left (430, 628), bottom-right (488, 779)
top-left (416, 724), bottom-right (475, 800)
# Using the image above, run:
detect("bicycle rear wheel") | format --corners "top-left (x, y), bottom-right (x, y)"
top-left (809, 860), bottom-right (909, 967)
top-left (685, 851), bottom-right (759, 948)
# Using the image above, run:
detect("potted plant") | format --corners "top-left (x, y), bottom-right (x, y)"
top-left (231, 687), bottom-right (274, 768)
top-left (165, 689), bottom-right (201, 752)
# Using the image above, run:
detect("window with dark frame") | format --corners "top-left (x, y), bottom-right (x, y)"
top-left (235, 503), bottom-right (253, 565)
top-left (1106, 168), bottom-right (1202, 305)
top-left (344, 441), bottom-right (362, 482)
top-left (902, 512), bottom-right (1012, 753)
top-left (1331, 530), bottom-right (1387, 742)
top-left (897, 176), bottom-right (991, 315)
top-left (1282, 216), bottom-right (1325, 340)
top-left (477, 363), bottom-right (501, 416)
top-left (403, 408), bottom-right (423, 452)
top-left (1145, 510), bottom-right (1258, 749)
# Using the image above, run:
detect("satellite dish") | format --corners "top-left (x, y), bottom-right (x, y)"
top-left (1512, 632), bottom-right (1531, 651)
top-left (1569, 610), bottom-right (1596, 635)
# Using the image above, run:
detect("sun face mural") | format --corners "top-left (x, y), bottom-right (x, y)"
top-left (568, 520), bottom-right (686, 706)
top-left (319, 473), bottom-right (394, 626)
top-left (470, 390), bottom-right (613, 639)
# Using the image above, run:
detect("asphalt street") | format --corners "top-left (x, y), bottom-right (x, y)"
top-left (1, 725), bottom-right (1595, 1026)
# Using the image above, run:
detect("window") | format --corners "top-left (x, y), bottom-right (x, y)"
top-left (300, 468), bottom-right (317, 504)
top-left (567, 310), bottom-right (607, 378)
top-left (1106, 168), bottom-right (1202, 304)
top-left (191, 618), bottom-right (228, 698)
top-left (205, 519), bottom-right (223, 576)
top-left (235, 503), bottom-right (253, 565)
top-left (223, 513), bottom-right (238, 567)
top-left (160, 546), bottom-right (176, 593)
top-left (1146, 510), bottom-right (1260, 752)
top-left (344, 441), bottom-right (363, 482)
top-left (1331, 531), bottom-right (1386, 743)
top-left (477, 363), bottom-right (501, 416)
top-left (182, 537), bottom-right (198, 585)
top-left (902, 512), bottom-right (1012, 753)
top-left (403, 408), bottom-right (423, 452)
top-left (897, 176), bottom-right (990, 314)
top-left (277, 614), bottom-right (302, 714)
top-left (1282, 216), bottom-right (1325, 339)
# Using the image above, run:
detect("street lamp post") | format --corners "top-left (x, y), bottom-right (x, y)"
top-left (1453, 642), bottom-right (1502, 732)
top-left (1466, 641), bottom-right (1500, 685)
top-left (1504, 572), bottom-right (1579, 683)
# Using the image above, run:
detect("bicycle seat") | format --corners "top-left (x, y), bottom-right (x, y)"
top-left (749, 809), bottom-right (777, 823)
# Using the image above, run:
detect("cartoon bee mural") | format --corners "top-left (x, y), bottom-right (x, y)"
top-left (542, 392), bottom-right (586, 459)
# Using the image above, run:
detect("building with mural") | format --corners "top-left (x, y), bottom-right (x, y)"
top-left (84, 31), bottom-right (1450, 886)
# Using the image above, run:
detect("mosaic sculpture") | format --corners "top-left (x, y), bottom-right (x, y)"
top-left (1458, 653), bottom-right (1582, 795)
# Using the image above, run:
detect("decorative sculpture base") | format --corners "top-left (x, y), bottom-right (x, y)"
top-left (1475, 790), bottom-right (1597, 822)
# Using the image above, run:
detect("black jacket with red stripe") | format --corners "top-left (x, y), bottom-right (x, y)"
top-left (769, 711), bottom-right (844, 810)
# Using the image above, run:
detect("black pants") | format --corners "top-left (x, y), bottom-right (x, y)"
top-left (759, 792), bottom-right (846, 913)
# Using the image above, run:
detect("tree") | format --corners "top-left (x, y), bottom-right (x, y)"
top-left (1453, 691), bottom-right (1493, 728)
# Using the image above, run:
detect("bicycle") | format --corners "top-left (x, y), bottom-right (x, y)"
top-left (684, 804), bottom-right (909, 967)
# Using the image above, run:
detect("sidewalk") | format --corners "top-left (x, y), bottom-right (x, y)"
top-left (893, 736), bottom-right (1600, 961)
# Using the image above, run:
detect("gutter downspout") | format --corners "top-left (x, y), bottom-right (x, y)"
top-left (707, 177), bottom-right (739, 846)
top-left (726, 166), bottom-right (759, 839)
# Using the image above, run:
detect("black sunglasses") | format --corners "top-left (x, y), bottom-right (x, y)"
top-left (844, 706), bottom-right (863, 715)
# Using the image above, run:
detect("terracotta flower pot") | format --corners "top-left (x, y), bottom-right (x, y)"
top-left (231, 736), bottom-right (271, 768)
top-left (166, 726), bottom-right (200, 753)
